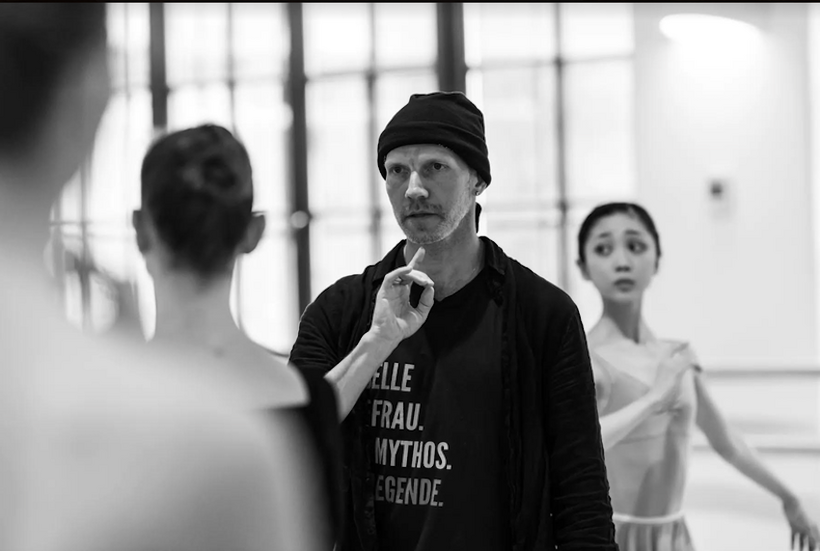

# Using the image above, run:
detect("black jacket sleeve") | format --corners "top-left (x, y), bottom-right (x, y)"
top-left (547, 306), bottom-right (618, 550)
top-left (289, 284), bottom-right (347, 374)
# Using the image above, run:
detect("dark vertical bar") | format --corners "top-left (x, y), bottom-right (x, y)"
top-left (149, 3), bottom-right (167, 131)
top-left (226, 3), bottom-right (244, 330)
top-left (227, 3), bottom-right (238, 127)
top-left (287, 3), bottom-right (312, 316)
top-left (554, 3), bottom-right (569, 291)
top-left (436, 2), bottom-right (466, 92)
top-left (79, 159), bottom-right (92, 331)
top-left (367, 3), bottom-right (381, 261)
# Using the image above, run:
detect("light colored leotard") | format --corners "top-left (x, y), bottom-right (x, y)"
top-left (591, 338), bottom-right (699, 518)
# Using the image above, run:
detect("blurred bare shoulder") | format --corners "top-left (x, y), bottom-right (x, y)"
top-left (2, 300), bottom-right (324, 551)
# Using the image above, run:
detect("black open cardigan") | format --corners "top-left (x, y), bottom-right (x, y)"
top-left (290, 236), bottom-right (618, 551)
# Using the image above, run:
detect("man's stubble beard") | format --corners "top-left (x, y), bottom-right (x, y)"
top-left (396, 188), bottom-right (473, 246)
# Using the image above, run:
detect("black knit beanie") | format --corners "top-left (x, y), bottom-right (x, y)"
top-left (377, 91), bottom-right (492, 186)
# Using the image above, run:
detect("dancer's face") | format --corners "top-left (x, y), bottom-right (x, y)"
top-left (578, 212), bottom-right (659, 304)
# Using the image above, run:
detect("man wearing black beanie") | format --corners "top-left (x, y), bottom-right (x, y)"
top-left (291, 91), bottom-right (618, 551)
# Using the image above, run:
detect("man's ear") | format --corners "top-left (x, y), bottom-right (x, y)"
top-left (238, 213), bottom-right (266, 255)
top-left (473, 172), bottom-right (489, 197)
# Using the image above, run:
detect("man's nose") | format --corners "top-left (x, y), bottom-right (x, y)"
top-left (405, 171), bottom-right (428, 199)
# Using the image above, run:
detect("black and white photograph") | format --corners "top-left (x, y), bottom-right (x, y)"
top-left (1, 3), bottom-right (819, 551)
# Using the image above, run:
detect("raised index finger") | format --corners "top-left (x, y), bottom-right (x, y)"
top-left (407, 247), bottom-right (426, 270)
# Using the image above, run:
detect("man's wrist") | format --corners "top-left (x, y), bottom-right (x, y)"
top-left (362, 328), bottom-right (402, 353)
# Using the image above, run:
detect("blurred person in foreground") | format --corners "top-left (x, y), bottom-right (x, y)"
top-left (133, 123), bottom-right (342, 548)
top-left (290, 91), bottom-right (617, 550)
top-left (0, 4), bottom-right (325, 550)
top-left (577, 201), bottom-right (819, 551)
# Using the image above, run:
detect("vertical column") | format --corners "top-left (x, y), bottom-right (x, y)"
top-left (367, 4), bottom-right (382, 261)
top-left (225, 3), bottom-right (244, 330)
top-left (149, 3), bottom-right (168, 132)
top-left (553, 3), bottom-right (569, 291)
top-left (436, 3), bottom-right (466, 92)
top-left (287, 3), bottom-right (312, 316)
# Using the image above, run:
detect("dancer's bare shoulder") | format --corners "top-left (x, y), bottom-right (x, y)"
top-left (7, 330), bottom-right (315, 551)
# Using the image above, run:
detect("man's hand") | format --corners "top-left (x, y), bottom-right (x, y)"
top-left (369, 247), bottom-right (435, 345)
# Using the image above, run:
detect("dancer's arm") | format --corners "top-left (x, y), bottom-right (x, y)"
top-left (324, 329), bottom-right (409, 421)
top-left (592, 351), bottom-right (689, 451)
top-left (597, 393), bottom-right (664, 450)
top-left (695, 375), bottom-right (819, 550)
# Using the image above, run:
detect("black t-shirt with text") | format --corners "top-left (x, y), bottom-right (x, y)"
top-left (364, 267), bottom-right (509, 551)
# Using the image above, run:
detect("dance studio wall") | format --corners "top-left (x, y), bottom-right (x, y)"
top-left (633, 3), bottom-right (818, 368)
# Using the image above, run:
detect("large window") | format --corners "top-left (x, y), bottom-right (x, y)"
top-left (52, 2), bottom-right (152, 334)
top-left (561, 3), bottom-right (636, 326)
top-left (57, 3), bottom-right (295, 351)
top-left (465, 2), bottom-right (635, 325)
top-left (162, 3), bottom-right (293, 351)
top-left (54, 3), bottom-right (635, 352)
top-left (303, 3), bottom-right (438, 300)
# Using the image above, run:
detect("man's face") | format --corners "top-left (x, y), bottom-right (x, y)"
top-left (383, 144), bottom-right (478, 245)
